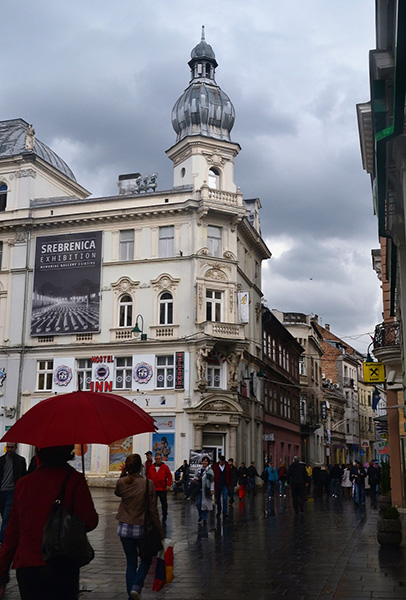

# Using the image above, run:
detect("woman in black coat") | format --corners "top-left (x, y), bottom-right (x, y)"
top-left (236, 462), bottom-right (248, 500)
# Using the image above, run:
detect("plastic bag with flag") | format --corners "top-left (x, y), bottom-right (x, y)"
top-left (152, 538), bottom-right (174, 591)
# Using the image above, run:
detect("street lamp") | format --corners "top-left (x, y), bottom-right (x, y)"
top-left (132, 314), bottom-right (147, 340)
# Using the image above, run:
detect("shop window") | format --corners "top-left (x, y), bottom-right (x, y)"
top-left (36, 360), bottom-right (54, 391)
top-left (206, 290), bottom-right (223, 322)
top-left (118, 294), bottom-right (133, 327)
top-left (115, 357), bottom-right (133, 390)
top-left (119, 229), bottom-right (134, 261)
top-left (159, 292), bottom-right (173, 325)
top-left (156, 355), bottom-right (174, 389)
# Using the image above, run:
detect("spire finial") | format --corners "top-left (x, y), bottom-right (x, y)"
top-left (201, 25), bottom-right (205, 41)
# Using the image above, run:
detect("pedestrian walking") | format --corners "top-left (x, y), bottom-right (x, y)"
top-left (146, 452), bottom-right (172, 524)
top-left (318, 464), bottom-right (330, 497)
top-left (330, 463), bottom-right (342, 498)
top-left (195, 456), bottom-right (214, 525)
top-left (0, 445), bottom-right (98, 600)
top-left (247, 461), bottom-right (260, 496)
top-left (305, 464), bottom-right (313, 497)
top-left (178, 460), bottom-right (190, 497)
top-left (115, 453), bottom-right (164, 600)
top-left (0, 443), bottom-right (27, 544)
top-left (350, 461), bottom-right (366, 507)
top-left (278, 462), bottom-right (287, 497)
top-left (341, 464), bottom-right (352, 498)
top-left (287, 456), bottom-right (309, 514)
top-left (228, 458), bottom-right (238, 505)
top-left (237, 462), bottom-right (248, 500)
top-left (213, 455), bottom-right (232, 518)
top-left (367, 460), bottom-right (381, 508)
top-left (266, 461), bottom-right (279, 499)
top-left (144, 451), bottom-right (153, 477)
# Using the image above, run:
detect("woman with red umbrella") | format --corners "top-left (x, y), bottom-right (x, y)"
top-left (0, 445), bottom-right (98, 600)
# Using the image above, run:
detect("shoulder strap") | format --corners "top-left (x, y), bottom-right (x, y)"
top-left (143, 478), bottom-right (151, 525)
top-left (55, 469), bottom-right (72, 505)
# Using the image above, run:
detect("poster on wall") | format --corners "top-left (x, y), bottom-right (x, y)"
top-left (31, 231), bottom-right (102, 336)
top-left (152, 432), bottom-right (175, 470)
top-left (71, 444), bottom-right (92, 473)
top-left (109, 437), bottom-right (133, 471)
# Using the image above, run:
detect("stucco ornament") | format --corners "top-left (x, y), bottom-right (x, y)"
top-left (24, 124), bottom-right (35, 151)
top-left (112, 277), bottom-right (139, 296)
top-left (227, 351), bottom-right (242, 391)
top-left (196, 348), bottom-right (209, 390)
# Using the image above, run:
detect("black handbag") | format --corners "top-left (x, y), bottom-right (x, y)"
top-left (42, 470), bottom-right (95, 567)
top-left (138, 480), bottom-right (163, 559)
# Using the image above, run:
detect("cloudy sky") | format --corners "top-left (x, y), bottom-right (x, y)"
top-left (2, 1), bottom-right (379, 352)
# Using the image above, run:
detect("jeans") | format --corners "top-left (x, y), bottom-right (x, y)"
top-left (155, 490), bottom-right (168, 520)
top-left (279, 480), bottom-right (286, 495)
top-left (267, 480), bottom-right (275, 498)
top-left (331, 478), bottom-right (340, 496)
top-left (248, 476), bottom-right (256, 494)
top-left (16, 564), bottom-right (79, 600)
top-left (120, 537), bottom-right (153, 599)
top-left (0, 490), bottom-right (14, 543)
top-left (354, 484), bottom-right (365, 505)
top-left (228, 485), bottom-right (235, 504)
top-left (196, 491), bottom-right (208, 521)
top-left (215, 485), bottom-right (229, 515)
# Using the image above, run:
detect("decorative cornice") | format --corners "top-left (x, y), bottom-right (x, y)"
top-left (151, 273), bottom-right (180, 292)
top-left (111, 276), bottom-right (140, 296)
top-left (15, 168), bottom-right (36, 179)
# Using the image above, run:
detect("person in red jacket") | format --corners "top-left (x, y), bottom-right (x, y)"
top-left (146, 452), bottom-right (172, 524)
top-left (213, 455), bottom-right (232, 519)
top-left (0, 445), bottom-right (98, 600)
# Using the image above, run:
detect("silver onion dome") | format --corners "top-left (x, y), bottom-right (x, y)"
top-left (171, 27), bottom-right (235, 143)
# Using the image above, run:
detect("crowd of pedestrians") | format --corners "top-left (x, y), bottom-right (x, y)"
top-left (0, 441), bottom-right (386, 600)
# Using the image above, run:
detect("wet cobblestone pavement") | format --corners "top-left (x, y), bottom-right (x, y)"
top-left (3, 489), bottom-right (406, 599)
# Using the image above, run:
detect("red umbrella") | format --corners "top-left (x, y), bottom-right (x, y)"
top-left (0, 390), bottom-right (156, 448)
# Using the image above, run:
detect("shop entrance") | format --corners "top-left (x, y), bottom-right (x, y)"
top-left (203, 432), bottom-right (225, 462)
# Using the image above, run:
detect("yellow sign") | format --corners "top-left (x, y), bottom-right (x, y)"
top-left (363, 361), bottom-right (385, 383)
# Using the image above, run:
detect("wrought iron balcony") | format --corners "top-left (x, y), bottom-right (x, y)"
top-left (373, 322), bottom-right (401, 349)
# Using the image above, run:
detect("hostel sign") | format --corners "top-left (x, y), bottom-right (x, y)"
top-left (363, 361), bottom-right (385, 383)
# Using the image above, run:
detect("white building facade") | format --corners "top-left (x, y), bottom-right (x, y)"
top-left (0, 33), bottom-right (270, 483)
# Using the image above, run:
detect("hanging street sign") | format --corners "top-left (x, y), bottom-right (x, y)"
top-left (363, 361), bottom-right (385, 383)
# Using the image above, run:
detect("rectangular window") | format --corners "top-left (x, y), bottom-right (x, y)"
top-left (206, 290), bottom-right (222, 322)
top-left (36, 360), bottom-right (54, 391)
top-left (77, 358), bottom-right (92, 391)
top-left (156, 355), bottom-right (174, 388)
top-left (159, 226), bottom-right (174, 258)
top-left (207, 225), bottom-right (222, 257)
top-left (0, 241), bottom-right (3, 270)
top-left (119, 230), bottom-right (134, 261)
top-left (207, 365), bottom-right (221, 388)
top-left (115, 357), bottom-right (132, 390)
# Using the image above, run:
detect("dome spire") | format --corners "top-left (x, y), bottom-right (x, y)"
top-left (171, 32), bottom-right (235, 143)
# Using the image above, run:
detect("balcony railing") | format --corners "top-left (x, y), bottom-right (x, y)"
top-left (199, 321), bottom-right (246, 339)
top-left (373, 321), bottom-right (401, 349)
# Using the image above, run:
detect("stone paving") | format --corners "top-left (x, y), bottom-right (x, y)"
top-left (2, 489), bottom-right (406, 599)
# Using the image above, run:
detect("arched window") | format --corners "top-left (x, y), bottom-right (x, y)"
top-left (118, 294), bottom-right (133, 327)
top-left (208, 168), bottom-right (220, 189)
top-left (0, 184), bottom-right (7, 212)
top-left (159, 292), bottom-right (173, 325)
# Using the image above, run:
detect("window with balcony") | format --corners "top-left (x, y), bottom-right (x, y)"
top-left (206, 290), bottom-right (223, 322)
top-left (159, 292), bottom-right (173, 325)
top-left (36, 360), bottom-right (54, 391)
top-left (156, 355), bottom-right (174, 388)
top-left (115, 357), bottom-right (132, 390)
top-left (208, 167), bottom-right (220, 189)
top-left (207, 225), bottom-right (222, 257)
top-left (118, 294), bottom-right (133, 328)
top-left (119, 229), bottom-right (134, 261)
top-left (159, 226), bottom-right (174, 257)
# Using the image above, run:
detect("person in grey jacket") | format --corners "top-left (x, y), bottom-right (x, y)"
top-left (0, 443), bottom-right (26, 543)
top-left (115, 454), bottom-right (164, 600)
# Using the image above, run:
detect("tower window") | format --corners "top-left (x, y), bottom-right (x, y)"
top-left (208, 168), bottom-right (220, 189)
top-left (0, 184), bottom-right (7, 212)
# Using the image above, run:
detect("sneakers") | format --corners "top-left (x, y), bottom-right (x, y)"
top-left (130, 591), bottom-right (141, 600)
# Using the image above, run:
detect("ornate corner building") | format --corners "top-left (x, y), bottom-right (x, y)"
top-left (0, 32), bottom-right (271, 482)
